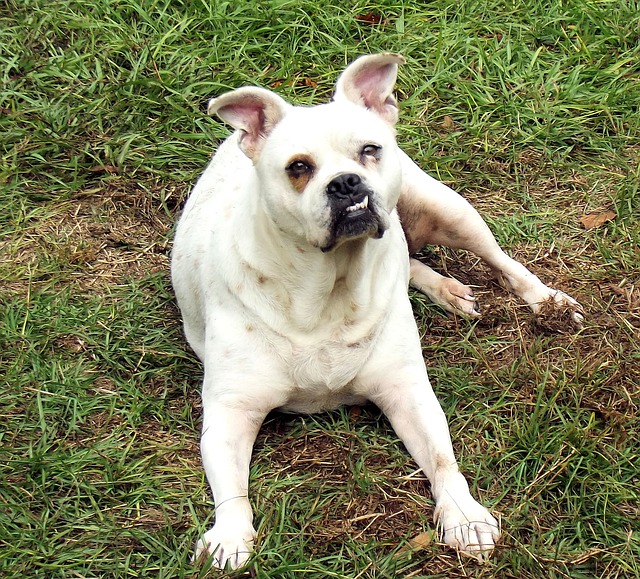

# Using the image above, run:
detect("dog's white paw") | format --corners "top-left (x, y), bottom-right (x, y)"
top-left (499, 270), bottom-right (584, 327)
top-left (432, 277), bottom-right (480, 318)
top-left (435, 495), bottom-right (500, 562)
top-left (193, 523), bottom-right (255, 570)
top-left (531, 287), bottom-right (584, 328)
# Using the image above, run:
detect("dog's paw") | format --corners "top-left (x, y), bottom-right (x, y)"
top-left (495, 268), bottom-right (583, 328)
top-left (432, 278), bottom-right (480, 318)
top-left (434, 495), bottom-right (500, 562)
top-left (531, 288), bottom-right (584, 330)
top-left (193, 523), bottom-right (256, 570)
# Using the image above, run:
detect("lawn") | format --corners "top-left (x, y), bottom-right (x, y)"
top-left (1, 0), bottom-right (639, 577)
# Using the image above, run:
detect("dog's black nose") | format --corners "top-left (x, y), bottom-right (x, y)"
top-left (327, 173), bottom-right (364, 200)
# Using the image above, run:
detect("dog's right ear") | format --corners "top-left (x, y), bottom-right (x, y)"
top-left (333, 53), bottom-right (405, 125)
top-left (208, 87), bottom-right (291, 159)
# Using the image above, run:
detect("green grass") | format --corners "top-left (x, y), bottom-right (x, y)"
top-left (1, 0), bottom-right (639, 577)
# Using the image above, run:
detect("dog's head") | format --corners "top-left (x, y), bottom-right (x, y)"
top-left (208, 53), bottom-right (405, 252)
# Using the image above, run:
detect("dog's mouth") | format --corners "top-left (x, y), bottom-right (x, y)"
top-left (345, 195), bottom-right (369, 214)
top-left (337, 194), bottom-right (380, 233)
top-left (321, 177), bottom-right (387, 252)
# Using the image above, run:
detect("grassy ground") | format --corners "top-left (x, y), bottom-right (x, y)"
top-left (1, 0), bottom-right (639, 577)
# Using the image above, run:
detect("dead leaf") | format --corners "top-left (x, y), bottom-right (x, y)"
top-left (88, 165), bottom-right (119, 174)
top-left (355, 12), bottom-right (383, 25)
top-left (348, 406), bottom-right (362, 419)
top-left (608, 283), bottom-right (626, 297)
top-left (442, 115), bottom-right (454, 130)
top-left (580, 210), bottom-right (616, 229)
top-left (396, 530), bottom-right (437, 556)
top-left (409, 530), bottom-right (435, 550)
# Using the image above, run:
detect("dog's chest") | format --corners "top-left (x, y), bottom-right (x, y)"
top-left (278, 338), bottom-right (372, 412)
top-left (292, 334), bottom-right (369, 384)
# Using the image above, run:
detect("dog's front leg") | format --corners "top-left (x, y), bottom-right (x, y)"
top-left (409, 257), bottom-right (480, 317)
top-left (371, 370), bottom-right (500, 561)
top-left (194, 400), bottom-right (267, 570)
top-left (362, 312), bottom-right (500, 563)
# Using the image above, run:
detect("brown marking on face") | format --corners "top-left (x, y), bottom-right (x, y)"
top-left (285, 154), bottom-right (315, 193)
top-left (245, 324), bottom-right (254, 333)
top-left (257, 275), bottom-right (267, 285)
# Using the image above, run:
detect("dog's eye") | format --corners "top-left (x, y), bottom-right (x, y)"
top-left (286, 160), bottom-right (313, 178)
top-left (361, 144), bottom-right (381, 158)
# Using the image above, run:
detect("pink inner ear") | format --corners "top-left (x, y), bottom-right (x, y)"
top-left (219, 101), bottom-right (266, 137)
top-left (353, 65), bottom-right (395, 110)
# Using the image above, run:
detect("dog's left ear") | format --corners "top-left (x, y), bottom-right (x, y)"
top-left (208, 87), bottom-right (291, 159)
top-left (333, 53), bottom-right (405, 125)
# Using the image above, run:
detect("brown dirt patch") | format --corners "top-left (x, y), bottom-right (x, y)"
top-left (255, 412), bottom-right (433, 548)
top-left (2, 177), bottom-right (174, 297)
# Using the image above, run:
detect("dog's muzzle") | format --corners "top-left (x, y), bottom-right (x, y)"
top-left (321, 173), bottom-right (386, 252)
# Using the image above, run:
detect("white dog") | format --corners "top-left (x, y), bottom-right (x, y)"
top-left (171, 53), bottom-right (582, 569)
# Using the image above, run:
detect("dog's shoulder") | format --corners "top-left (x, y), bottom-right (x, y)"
top-left (194, 133), bottom-right (253, 199)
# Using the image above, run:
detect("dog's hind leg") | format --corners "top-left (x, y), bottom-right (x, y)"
top-left (397, 150), bottom-right (583, 325)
